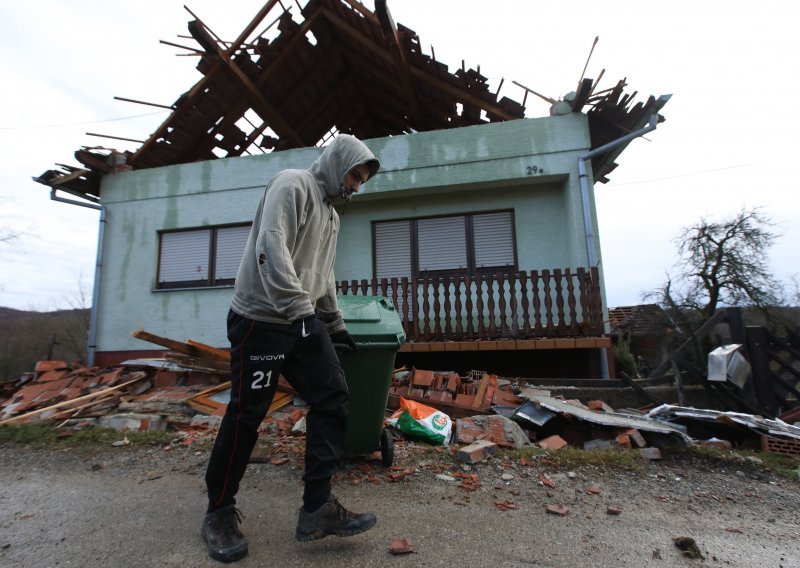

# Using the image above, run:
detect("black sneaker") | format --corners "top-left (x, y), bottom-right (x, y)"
top-left (295, 495), bottom-right (377, 542)
top-left (201, 505), bottom-right (248, 563)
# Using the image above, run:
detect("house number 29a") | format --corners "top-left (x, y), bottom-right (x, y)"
top-left (251, 370), bottom-right (273, 389)
top-left (526, 166), bottom-right (543, 175)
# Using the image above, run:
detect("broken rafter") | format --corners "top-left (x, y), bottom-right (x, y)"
top-left (129, 0), bottom-right (285, 166)
top-left (114, 96), bottom-right (174, 110)
top-left (132, 329), bottom-right (230, 362)
top-left (375, 0), bottom-right (425, 130)
top-left (86, 132), bottom-right (146, 144)
top-left (188, 19), bottom-right (306, 148)
top-left (512, 80), bottom-right (557, 105)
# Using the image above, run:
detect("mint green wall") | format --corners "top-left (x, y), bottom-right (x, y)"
top-left (96, 114), bottom-right (600, 352)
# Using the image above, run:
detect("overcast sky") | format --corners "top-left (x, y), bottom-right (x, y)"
top-left (1, 0), bottom-right (797, 312)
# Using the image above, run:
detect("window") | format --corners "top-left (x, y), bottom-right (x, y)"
top-left (373, 211), bottom-right (516, 280)
top-left (157, 224), bottom-right (251, 289)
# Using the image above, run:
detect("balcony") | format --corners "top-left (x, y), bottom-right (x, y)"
top-left (336, 267), bottom-right (606, 349)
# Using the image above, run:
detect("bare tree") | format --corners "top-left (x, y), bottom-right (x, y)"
top-left (650, 207), bottom-right (783, 332)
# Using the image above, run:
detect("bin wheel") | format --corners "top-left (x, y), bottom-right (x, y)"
top-left (380, 428), bottom-right (394, 467)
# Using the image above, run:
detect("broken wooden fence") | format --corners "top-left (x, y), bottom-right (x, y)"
top-left (648, 308), bottom-right (800, 419)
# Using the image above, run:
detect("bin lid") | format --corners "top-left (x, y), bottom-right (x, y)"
top-left (337, 295), bottom-right (406, 346)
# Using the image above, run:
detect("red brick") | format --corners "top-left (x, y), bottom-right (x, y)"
top-left (411, 369), bottom-right (434, 388)
top-left (538, 435), bottom-right (568, 451)
top-left (36, 370), bottom-right (70, 383)
top-left (587, 400), bottom-right (614, 412)
top-left (445, 374), bottom-right (460, 393)
top-left (546, 504), bottom-right (569, 516)
top-left (622, 428), bottom-right (647, 448)
top-left (35, 360), bottom-right (69, 373)
top-left (616, 434), bottom-right (632, 448)
top-left (457, 439), bottom-right (498, 464)
top-left (154, 370), bottom-right (181, 389)
top-left (427, 390), bottom-right (453, 402)
top-left (454, 394), bottom-right (475, 407)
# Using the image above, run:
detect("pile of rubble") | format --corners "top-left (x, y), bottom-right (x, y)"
top-left (1, 331), bottom-right (799, 463)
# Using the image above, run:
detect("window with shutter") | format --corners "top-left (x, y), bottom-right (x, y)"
top-left (473, 211), bottom-right (515, 269)
top-left (374, 220), bottom-right (412, 280)
top-left (215, 225), bottom-right (251, 282)
top-left (158, 230), bottom-right (210, 287)
top-left (372, 210), bottom-right (516, 281)
top-left (418, 217), bottom-right (467, 272)
top-left (157, 223), bottom-right (251, 289)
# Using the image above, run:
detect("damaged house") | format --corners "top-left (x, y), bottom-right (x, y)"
top-left (34, 0), bottom-right (670, 379)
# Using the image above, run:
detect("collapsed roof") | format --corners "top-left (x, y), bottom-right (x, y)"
top-left (34, 0), bottom-right (669, 202)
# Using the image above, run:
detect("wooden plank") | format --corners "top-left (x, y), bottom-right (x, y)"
top-left (132, 329), bottom-right (196, 355)
top-left (472, 373), bottom-right (490, 408)
top-left (187, 340), bottom-right (231, 362)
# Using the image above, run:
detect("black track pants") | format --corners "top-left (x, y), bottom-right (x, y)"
top-left (205, 310), bottom-right (349, 511)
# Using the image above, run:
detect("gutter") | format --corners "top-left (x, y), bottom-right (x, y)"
top-left (576, 93), bottom-right (672, 378)
top-left (44, 186), bottom-right (105, 367)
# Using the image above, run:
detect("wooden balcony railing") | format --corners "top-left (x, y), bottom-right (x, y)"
top-left (336, 267), bottom-right (604, 342)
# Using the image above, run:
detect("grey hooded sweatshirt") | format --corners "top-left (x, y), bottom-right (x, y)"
top-left (230, 134), bottom-right (380, 332)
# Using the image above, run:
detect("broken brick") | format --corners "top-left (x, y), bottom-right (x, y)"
top-left (538, 472), bottom-right (556, 488)
top-left (495, 499), bottom-right (518, 511)
top-left (538, 435), bottom-right (567, 451)
top-left (622, 428), bottom-right (647, 448)
top-left (389, 538), bottom-right (415, 555)
top-left (586, 400), bottom-right (614, 412)
top-left (457, 439), bottom-right (498, 464)
top-left (546, 504), bottom-right (569, 516)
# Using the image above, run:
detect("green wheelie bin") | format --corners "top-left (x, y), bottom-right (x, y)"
top-left (335, 295), bottom-right (405, 466)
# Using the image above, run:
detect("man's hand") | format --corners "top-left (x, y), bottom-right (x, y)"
top-left (330, 329), bottom-right (357, 352)
top-left (292, 314), bottom-right (325, 358)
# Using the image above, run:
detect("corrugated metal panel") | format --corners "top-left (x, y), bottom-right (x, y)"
top-left (215, 225), bottom-right (251, 280)
top-left (159, 230), bottom-right (210, 283)
top-left (418, 216), bottom-right (467, 271)
top-left (473, 211), bottom-right (515, 268)
top-left (375, 220), bottom-right (411, 279)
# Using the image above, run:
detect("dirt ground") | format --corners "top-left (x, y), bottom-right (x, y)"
top-left (0, 438), bottom-right (799, 568)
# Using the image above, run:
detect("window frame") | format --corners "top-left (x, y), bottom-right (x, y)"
top-left (371, 210), bottom-right (517, 281)
top-left (156, 223), bottom-right (251, 290)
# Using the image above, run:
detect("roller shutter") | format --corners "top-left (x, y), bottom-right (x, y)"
top-left (159, 230), bottom-right (210, 285)
top-left (473, 211), bottom-right (515, 268)
top-left (215, 225), bottom-right (251, 281)
top-left (418, 216), bottom-right (467, 271)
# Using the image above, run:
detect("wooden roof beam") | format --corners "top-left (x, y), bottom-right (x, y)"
top-left (188, 20), bottom-right (306, 148)
top-left (375, 0), bottom-right (425, 129)
top-left (319, 5), bottom-right (517, 122)
top-left (129, 0), bottom-right (284, 166)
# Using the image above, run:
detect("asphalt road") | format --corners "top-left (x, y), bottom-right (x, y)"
top-left (1, 442), bottom-right (799, 568)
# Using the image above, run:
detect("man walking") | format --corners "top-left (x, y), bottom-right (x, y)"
top-left (201, 134), bottom-right (380, 563)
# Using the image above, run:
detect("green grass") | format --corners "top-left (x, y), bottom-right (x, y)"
top-left (0, 423), bottom-right (174, 448)
top-left (689, 445), bottom-right (800, 480)
top-left (501, 445), bottom-right (641, 470)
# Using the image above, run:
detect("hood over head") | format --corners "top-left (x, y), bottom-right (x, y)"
top-left (308, 134), bottom-right (380, 199)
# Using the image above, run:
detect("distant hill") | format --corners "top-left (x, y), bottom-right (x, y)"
top-left (0, 306), bottom-right (90, 381)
